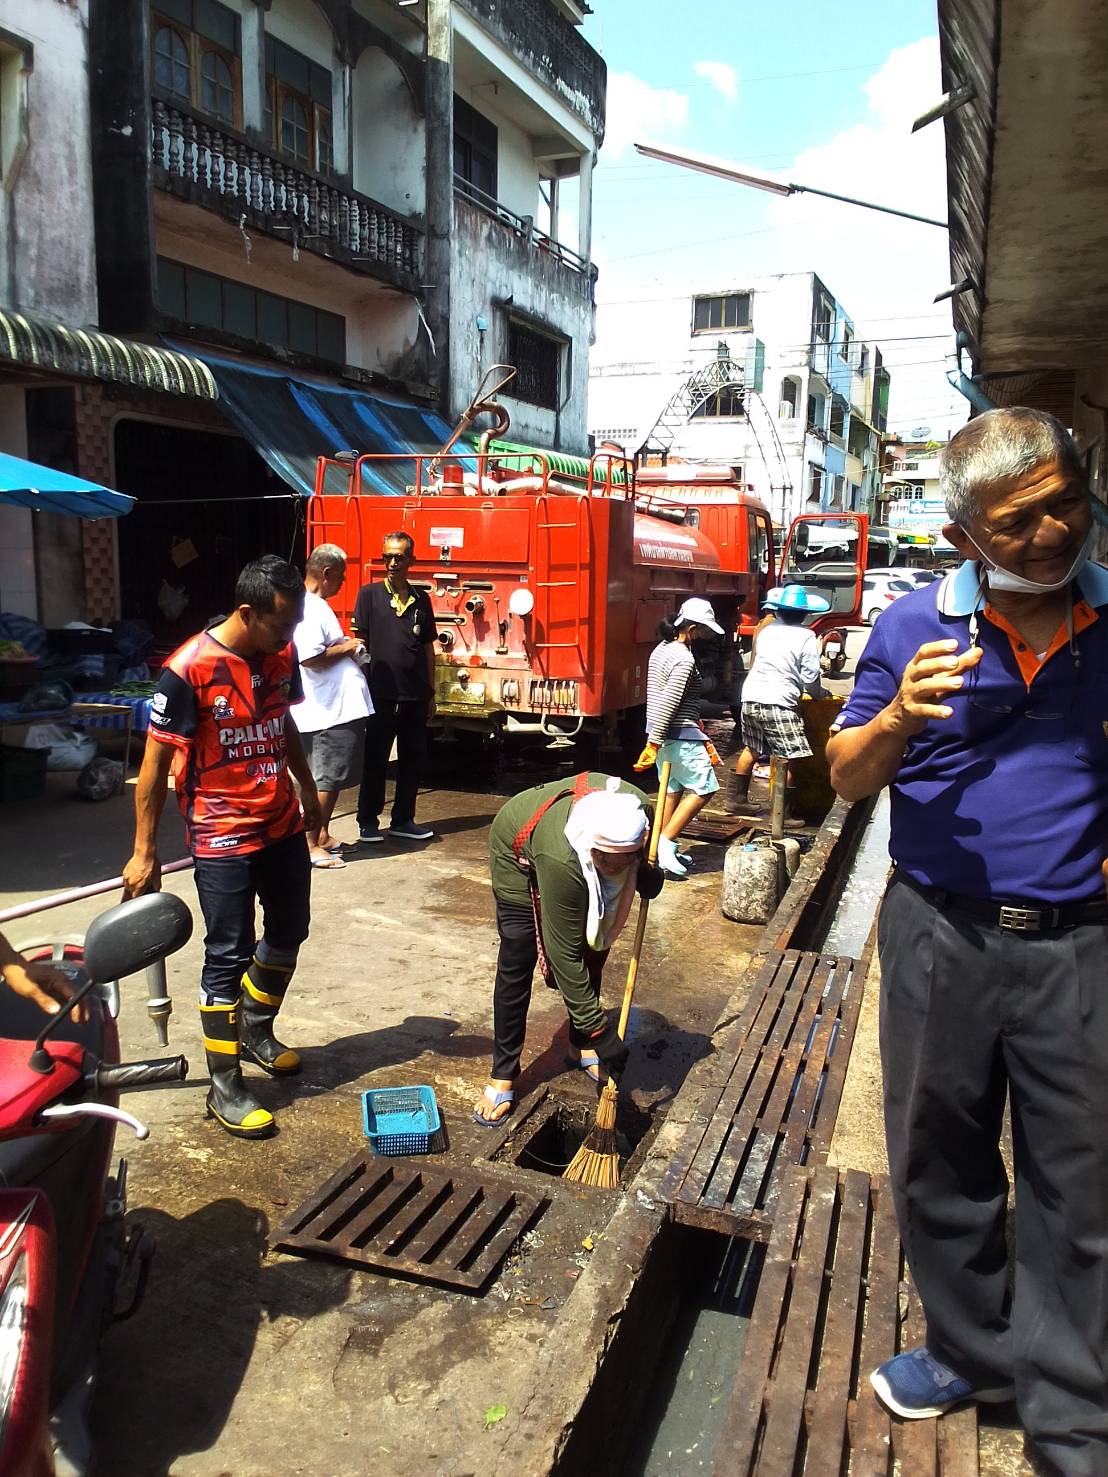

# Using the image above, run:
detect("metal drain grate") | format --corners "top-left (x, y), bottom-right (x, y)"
top-left (270, 1152), bottom-right (545, 1292)
top-left (682, 815), bottom-right (755, 843)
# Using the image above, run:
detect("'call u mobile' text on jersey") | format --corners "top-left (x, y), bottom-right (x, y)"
top-left (149, 630), bottom-right (304, 857)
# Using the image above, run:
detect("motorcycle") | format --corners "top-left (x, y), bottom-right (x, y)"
top-left (0, 892), bottom-right (192, 1476)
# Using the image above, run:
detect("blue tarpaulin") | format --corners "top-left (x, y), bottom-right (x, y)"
top-left (0, 452), bottom-right (135, 518)
top-left (178, 350), bottom-right (457, 497)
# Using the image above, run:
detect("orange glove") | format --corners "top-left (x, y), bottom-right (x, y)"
top-left (633, 741), bottom-right (659, 771)
top-left (698, 721), bottom-right (721, 767)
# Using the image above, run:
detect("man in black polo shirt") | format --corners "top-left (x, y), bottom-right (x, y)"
top-left (352, 531), bottom-right (436, 841)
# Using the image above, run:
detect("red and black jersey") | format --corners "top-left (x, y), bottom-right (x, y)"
top-left (149, 630), bottom-right (304, 858)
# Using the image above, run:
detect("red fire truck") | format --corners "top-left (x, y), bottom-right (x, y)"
top-left (309, 436), bottom-right (870, 745)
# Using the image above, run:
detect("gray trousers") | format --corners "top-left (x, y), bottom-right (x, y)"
top-left (879, 872), bottom-right (1108, 1475)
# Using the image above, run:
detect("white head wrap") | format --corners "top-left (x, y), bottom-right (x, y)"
top-left (564, 778), bottom-right (647, 948)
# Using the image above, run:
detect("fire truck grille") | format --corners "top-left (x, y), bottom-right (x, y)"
top-left (528, 680), bottom-right (579, 713)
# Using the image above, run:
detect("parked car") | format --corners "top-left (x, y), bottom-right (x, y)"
top-left (862, 572), bottom-right (916, 624)
top-left (866, 566), bottom-right (942, 588)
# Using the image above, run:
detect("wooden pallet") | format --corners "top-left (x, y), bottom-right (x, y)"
top-left (270, 1153), bottom-right (545, 1293)
top-left (661, 950), bottom-right (864, 1239)
top-left (713, 1166), bottom-right (979, 1476)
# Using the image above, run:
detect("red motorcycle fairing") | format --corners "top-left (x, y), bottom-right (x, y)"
top-left (0, 977), bottom-right (118, 1353)
top-left (0, 1042), bottom-right (84, 1142)
top-left (0, 1189), bottom-right (56, 1477)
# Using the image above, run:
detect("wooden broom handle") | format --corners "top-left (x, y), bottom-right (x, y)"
top-left (616, 761), bottom-right (671, 1041)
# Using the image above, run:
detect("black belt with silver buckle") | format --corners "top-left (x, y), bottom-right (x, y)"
top-left (894, 870), bottom-right (1108, 933)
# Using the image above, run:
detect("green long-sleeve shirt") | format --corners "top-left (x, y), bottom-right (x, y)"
top-left (489, 773), bottom-right (652, 1039)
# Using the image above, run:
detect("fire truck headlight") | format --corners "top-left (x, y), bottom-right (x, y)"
top-left (508, 587), bottom-right (534, 617)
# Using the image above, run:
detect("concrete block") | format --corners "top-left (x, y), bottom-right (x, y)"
top-left (721, 836), bottom-right (782, 924)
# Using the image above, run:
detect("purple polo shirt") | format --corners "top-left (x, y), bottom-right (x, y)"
top-left (837, 560), bottom-right (1108, 903)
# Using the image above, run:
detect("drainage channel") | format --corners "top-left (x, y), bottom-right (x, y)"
top-left (603, 794), bottom-right (894, 1477)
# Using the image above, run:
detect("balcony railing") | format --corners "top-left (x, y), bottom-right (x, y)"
top-left (151, 95), bottom-right (422, 280)
top-left (454, 175), bottom-right (592, 277)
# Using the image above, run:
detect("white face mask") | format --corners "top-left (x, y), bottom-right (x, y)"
top-left (960, 526), bottom-right (1094, 594)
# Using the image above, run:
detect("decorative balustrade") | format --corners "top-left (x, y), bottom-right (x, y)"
top-left (151, 95), bottom-right (422, 279)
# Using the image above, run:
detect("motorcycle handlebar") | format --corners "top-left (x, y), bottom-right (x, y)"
top-left (95, 1056), bottom-right (189, 1091)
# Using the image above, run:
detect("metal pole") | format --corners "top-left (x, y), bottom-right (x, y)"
top-left (769, 758), bottom-right (787, 842)
top-left (0, 858), bottom-right (194, 925)
top-left (790, 183), bottom-right (947, 230)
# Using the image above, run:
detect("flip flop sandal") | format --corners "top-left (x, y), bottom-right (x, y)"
top-left (563, 1051), bottom-right (606, 1085)
top-left (310, 854), bottom-right (347, 870)
top-left (473, 1086), bottom-right (514, 1127)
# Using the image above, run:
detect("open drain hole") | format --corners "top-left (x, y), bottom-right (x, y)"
top-left (501, 1100), bottom-right (648, 1181)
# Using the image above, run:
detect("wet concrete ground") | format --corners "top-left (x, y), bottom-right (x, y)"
top-left (1, 739), bottom-right (764, 1477)
top-left (0, 632), bottom-right (1034, 1474)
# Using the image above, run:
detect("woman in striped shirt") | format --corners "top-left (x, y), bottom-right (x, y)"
top-left (634, 597), bottom-right (723, 877)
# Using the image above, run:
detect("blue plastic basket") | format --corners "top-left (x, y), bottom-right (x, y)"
top-left (361, 1085), bottom-right (441, 1156)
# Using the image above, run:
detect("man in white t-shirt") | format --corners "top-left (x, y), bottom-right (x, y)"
top-left (293, 544), bottom-right (373, 869)
top-left (725, 585), bottom-right (829, 814)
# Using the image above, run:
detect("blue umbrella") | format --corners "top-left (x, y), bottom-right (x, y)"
top-left (0, 451), bottom-right (135, 518)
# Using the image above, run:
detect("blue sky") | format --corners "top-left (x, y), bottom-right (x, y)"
top-left (580, 1), bottom-right (966, 436)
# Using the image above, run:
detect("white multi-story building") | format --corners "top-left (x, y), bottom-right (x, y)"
top-left (0, 0), bottom-right (604, 627)
top-left (882, 437), bottom-right (954, 557)
top-left (589, 271), bottom-right (890, 527)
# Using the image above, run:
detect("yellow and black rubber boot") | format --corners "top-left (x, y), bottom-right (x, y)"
top-left (201, 1001), bottom-right (276, 1139)
top-left (240, 952), bottom-right (301, 1075)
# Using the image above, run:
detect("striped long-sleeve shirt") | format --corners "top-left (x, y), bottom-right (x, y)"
top-left (645, 640), bottom-right (704, 744)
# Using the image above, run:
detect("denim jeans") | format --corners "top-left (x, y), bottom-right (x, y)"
top-left (191, 831), bottom-right (311, 1004)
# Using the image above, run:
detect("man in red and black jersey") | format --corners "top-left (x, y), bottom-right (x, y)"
top-left (123, 556), bottom-right (321, 1139)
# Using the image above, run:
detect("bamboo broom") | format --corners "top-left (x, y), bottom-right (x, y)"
top-left (563, 763), bottom-right (671, 1188)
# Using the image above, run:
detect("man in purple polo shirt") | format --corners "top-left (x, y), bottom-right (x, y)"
top-left (828, 407), bottom-right (1108, 1475)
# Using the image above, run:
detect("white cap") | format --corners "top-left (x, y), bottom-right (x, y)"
top-left (675, 596), bottom-right (724, 636)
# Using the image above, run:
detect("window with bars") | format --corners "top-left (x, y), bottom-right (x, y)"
top-left (692, 293), bottom-right (751, 334)
top-left (151, 0), bottom-right (242, 126)
top-left (692, 387), bottom-right (745, 418)
top-left (454, 95), bottom-right (498, 202)
top-left (265, 35), bottom-right (333, 175)
top-left (508, 321), bottom-right (561, 411)
top-left (814, 292), bottom-right (833, 343)
top-left (157, 257), bottom-right (346, 363)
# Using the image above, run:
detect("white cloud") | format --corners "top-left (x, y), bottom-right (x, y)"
top-left (761, 37), bottom-right (966, 432)
top-left (602, 71), bottom-right (690, 162)
top-left (590, 38), bottom-right (968, 437)
top-left (692, 59), bottom-right (738, 104)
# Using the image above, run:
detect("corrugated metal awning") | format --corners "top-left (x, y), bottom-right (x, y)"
top-left (0, 308), bottom-right (217, 400)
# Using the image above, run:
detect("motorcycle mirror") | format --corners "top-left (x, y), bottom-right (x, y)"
top-left (82, 895), bottom-right (193, 986)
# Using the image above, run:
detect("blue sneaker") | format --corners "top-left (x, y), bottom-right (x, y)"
top-left (358, 825), bottom-right (384, 844)
top-left (870, 1347), bottom-right (1014, 1420)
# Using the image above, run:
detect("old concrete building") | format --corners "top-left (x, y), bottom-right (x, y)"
top-left (588, 272), bottom-right (888, 528)
top-left (0, 0), bottom-right (604, 629)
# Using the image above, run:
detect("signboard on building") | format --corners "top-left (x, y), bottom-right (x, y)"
top-left (887, 494), bottom-right (952, 550)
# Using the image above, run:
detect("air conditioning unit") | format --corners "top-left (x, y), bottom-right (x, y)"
top-left (779, 401), bottom-right (796, 419)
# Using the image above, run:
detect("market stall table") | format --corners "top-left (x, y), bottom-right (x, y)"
top-left (0, 695), bottom-right (151, 777)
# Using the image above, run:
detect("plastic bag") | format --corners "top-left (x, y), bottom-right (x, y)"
top-left (77, 757), bottom-right (124, 801)
top-left (24, 723), bottom-right (98, 771)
